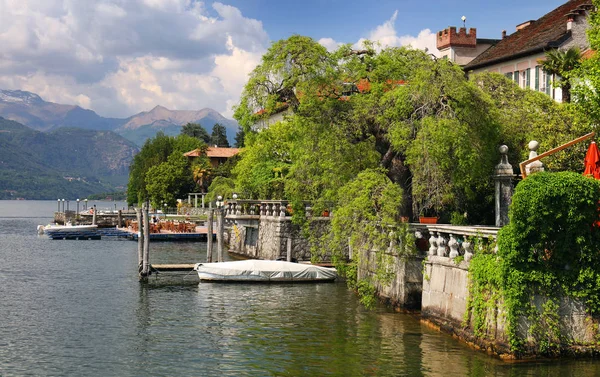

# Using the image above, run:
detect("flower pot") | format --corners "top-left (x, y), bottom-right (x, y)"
top-left (322, 210), bottom-right (329, 217)
top-left (419, 217), bottom-right (438, 224)
top-left (400, 216), bottom-right (410, 223)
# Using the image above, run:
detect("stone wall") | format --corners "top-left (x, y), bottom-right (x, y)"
top-left (422, 251), bottom-right (600, 356)
top-left (227, 214), bottom-right (331, 261)
top-left (358, 244), bottom-right (424, 310)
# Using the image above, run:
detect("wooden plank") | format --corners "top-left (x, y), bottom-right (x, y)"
top-left (151, 264), bottom-right (196, 271)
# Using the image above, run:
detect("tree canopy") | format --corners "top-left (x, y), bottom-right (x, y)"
top-left (127, 132), bottom-right (207, 206)
top-left (181, 123), bottom-right (210, 143)
top-left (210, 123), bottom-right (229, 147)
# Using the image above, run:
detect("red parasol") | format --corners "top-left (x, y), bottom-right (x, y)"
top-left (584, 141), bottom-right (600, 179)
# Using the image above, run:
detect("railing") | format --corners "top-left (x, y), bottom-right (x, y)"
top-left (224, 200), bottom-right (332, 218)
top-left (415, 224), bottom-right (499, 263)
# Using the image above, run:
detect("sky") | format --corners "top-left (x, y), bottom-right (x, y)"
top-left (0, 0), bottom-right (569, 119)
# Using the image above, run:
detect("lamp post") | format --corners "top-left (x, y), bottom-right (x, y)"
top-left (62, 199), bottom-right (65, 212)
top-left (84, 198), bottom-right (88, 210)
top-left (76, 198), bottom-right (80, 215)
top-left (57, 199), bottom-right (60, 212)
top-left (217, 195), bottom-right (223, 208)
top-left (164, 202), bottom-right (167, 219)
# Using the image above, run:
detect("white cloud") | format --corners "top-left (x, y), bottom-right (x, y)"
top-left (319, 11), bottom-right (438, 56)
top-left (0, 0), bottom-right (268, 118)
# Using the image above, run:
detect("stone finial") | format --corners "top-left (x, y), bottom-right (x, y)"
top-left (495, 145), bottom-right (513, 175)
top-left (525, 140), bottom-right (544, 175)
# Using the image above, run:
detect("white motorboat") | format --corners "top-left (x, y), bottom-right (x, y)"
top-left (193, 259), bottom-right (337, 282)
top-left (38, 222), bottom-right (99, 239)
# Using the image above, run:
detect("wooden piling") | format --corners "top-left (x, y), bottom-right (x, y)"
top-left (117, 210), bottom-right (122, 228)
top-left (287, 237), bottom-right (292, 262)
top-left (136, 208), bottom-right (143, 270)
top-left (92, 205), bottom-right (97, 225)
top-left (141, 204), bottom-right (150, 279)
top-left (216, 209), bottom-right (224, 263)
top-left (207, 209), bottom-right (214, 263)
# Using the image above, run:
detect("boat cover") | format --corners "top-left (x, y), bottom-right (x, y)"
top-left (193, 259), bottom-right (337, 282)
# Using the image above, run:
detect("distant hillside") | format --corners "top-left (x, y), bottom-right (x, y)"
top-left (0, 89), bottom-right (239, 146)
top-left (116, 105), bottom-right (239, 146)
top-left (0, 89), bottom-right (123, 131)
top-left (0, 117), bottom-right (139, 199)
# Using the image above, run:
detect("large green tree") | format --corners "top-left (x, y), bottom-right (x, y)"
top-left (210, 123), bottom-right (230, 147)
top-left (127, 133), bottom-right (205, 205)
top-left (181, 123), bottom-right (210, 143)
top-left (235, 37), bottom-right (500, 221)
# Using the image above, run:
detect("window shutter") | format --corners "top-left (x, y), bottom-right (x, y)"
top-left (546, 73), bottom-right (551, 95)
top-left (535, 66), bottom-right (539, 91)
top-left (514, 71), bottom-right (519, 82)
top-left (526, 68), bottom-right (531, 88)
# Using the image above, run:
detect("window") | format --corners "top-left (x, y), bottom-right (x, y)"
top-left (521, 71), bottom-right (527, 88)
top-left (540, 70), bottom-right (547, 93)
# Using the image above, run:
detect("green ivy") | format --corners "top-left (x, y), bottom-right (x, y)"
top-left (466, 172), bottom-right (600, 355)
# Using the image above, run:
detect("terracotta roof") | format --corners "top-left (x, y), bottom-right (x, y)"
top-left (206, 147), bottom-right (240, 158)
top-left (183, 148), bottom-right (202, 157)
top-left (464, 0), bottom-right (592, 70)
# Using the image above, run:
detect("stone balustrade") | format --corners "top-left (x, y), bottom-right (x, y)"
top-left (415, 224), bottom-right (499, 263)
top-left (224, 200), bottom-right (331, 218)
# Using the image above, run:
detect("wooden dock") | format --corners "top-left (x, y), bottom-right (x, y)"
top-left (151, 263), bottom-right (196, 272)
top-left (116, 226), bottom-right (216, 241)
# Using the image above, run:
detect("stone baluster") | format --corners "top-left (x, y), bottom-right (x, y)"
top-left (279, 203), bottom-right (286, 217)
top-left (437, 233), bottom-right (447, 257)
top-left (227, 202), bottom-right (233, 215)
top-left (250, 204), bottom-right (256, 215)
top-left (268, 203), bottom-right (274, 216)
top-left (305, 205), bottom-right (312, 217)
top-left (428, 232), bottom-right (438, 256)
top-left (260, 203), bottom-right (266, 216)
top-left (448, 234), bottom-right (459, 259)
top-left (463, 240), bottom-right (474, 262)
top-left (235, 202), bottom-right (241, 216)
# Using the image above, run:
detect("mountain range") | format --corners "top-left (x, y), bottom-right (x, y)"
top-left (0, 89), bottom-right (239, 146)
top-left (0, 117), bottom-right (139, 200)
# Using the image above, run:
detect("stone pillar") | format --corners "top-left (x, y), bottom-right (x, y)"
top-left (525, 140), bottom-right (544, 175)
top-left (494, 145), bottom-right (516, 227)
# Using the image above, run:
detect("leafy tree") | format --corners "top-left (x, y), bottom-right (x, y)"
top-left (127, 132), bottom-right (204, 205)
top-left (206, 176), bottom-right (236, 202)
top-left (210, 123), bottom-right (229, 147)
top-left (540, 47), bottom-right (582, 103)
top-left (235, 37), bottom-right (499, 220)
top-left (181, 123), bottom-right (210, 143)
top-left (234, 127), bottom-right (245, 148)
top-left (145, 153), bottom-right (195, 208)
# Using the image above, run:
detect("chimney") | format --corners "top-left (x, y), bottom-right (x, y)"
top-left (502, 30), bottom-right (506, 39)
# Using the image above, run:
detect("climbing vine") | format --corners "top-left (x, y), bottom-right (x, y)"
top-left (319, 168), bottom-right (417, 308)
top-left (466, 172), bottom-right (600, 355)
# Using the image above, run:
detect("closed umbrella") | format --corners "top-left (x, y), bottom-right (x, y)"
top-left (584, 141), bottom-right (600, 179)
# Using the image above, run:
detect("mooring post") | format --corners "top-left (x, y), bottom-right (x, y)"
top-left (207, 209), bottom-right (214, 262)
top-left (136, 207), bottom-right (143, 270)
top-left (92, 205), bottom-right (97, 225)
top-left (287, 237), bottom-right (292, 262)
top-left (141, 203), bottom-right (151, 280)
top-left (216, 209), bottom-right (224, 263)
top-left (117, 210), bottom-right (122, 228)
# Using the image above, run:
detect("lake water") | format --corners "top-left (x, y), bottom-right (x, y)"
top-left (1, 200), bottom-right (600, 376)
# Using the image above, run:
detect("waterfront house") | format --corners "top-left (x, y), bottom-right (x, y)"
top-left (184, 146), bottom-right (240, 168)
top-left (437, 0), bottom-right (593, 102)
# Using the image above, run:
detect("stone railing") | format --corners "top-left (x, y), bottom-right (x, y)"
top-left (415, 224), bottom-right (499, 263)
top-left (224, 200), bottom-right (332, 218)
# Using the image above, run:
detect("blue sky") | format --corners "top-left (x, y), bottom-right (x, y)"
top-left (223, 0), bottom-right (568, 43)
top-left (0, 0), bottom-right (572, 118)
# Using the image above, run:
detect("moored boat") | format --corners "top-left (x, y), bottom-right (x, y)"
top-left (193, 259), bottom-right (337, 282)
top-left (38, 223), bottom-right (100, 240)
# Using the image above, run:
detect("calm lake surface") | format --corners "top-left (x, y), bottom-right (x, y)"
top-left (1, 200), bottom-right (600, 376)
